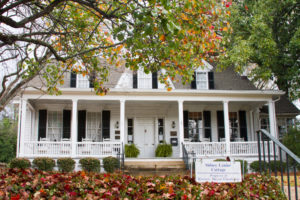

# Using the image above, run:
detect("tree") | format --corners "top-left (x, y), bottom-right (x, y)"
top-left (219, 0), bottom-right (300, 100)
top-left (0, 118), bottom-right (17, 163)
top-left (0, 0), bottom-right (231, 112)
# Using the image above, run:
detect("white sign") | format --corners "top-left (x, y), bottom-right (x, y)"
top-left (195, 160), bottom-right (242, 183)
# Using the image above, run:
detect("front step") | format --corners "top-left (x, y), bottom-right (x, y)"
top-left (124, 160), bottom-right (188, 176)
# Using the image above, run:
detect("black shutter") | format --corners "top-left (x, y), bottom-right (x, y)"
top-left (70, 72), bottom-right (77, 88)
top-left (239, 110), bottom-right (248, 141)
top-left (89, 72), bottom-right (95, 88)
top-left (102, 110), bottom-right (110, 139)
top-left (38, 110), bottom-right (47, 141)
top-left (184, 111), bottom-right (189, 139)
top-left (191, 72), bottom-right (196, 89)
top-left (77, 110), bottom-right (86, 142)
top-left (217, 111), bottom-right (225, 141)
top-left (63, 110), bottom-right (71, 139)
top-left (208, 71), bottom-right (214, 89)
top-left (203, 111), bottom-right (211, 141)
top-left (89, 80), bottom-right (94, 88)
top-left (133, 71), bottom-right (138, 89)
top-left (152, 72), bottom-right (158, 89)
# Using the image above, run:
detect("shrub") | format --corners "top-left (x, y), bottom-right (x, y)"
top-left (10, 158), bottom-right (31, 169)
top-left (32, 157), bottom-right (55, 171)
top-left (103, 156), bottom-right (119, 173)
top-left (250, 160), bottom-right (286, 173)
top-left (57, 158), bottom-right (75, 172)
top-left (282, 128), bottom-right (300, 169)
top-left (214, 159), bottom-right (248, 174)
top-left (79, 157), bottom-right (100, 172)
top-left (125, 144), bottom-right (140, 158)
top-left (155, 143), bottom-right (172, 157)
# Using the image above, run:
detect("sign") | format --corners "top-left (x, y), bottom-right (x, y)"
top-left (195, 160), bottom-right (242, 183)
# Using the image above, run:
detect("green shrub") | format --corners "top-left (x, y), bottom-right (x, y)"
top-left (103, 156), bottom-right (119, 173)
top-left (155, 143), bottom-right (172, 157)
top-left (250, 160), bottom-right (286, 172)
top-left (282, 128), bottom-right (300, 169)
top-left (10, 158), bottom-right (31, 169)
top-left (57, 158), bottom-right (75, 172)
top-left (32, 157), bottom-right (55, 171)
top-left (125, 144), bottom-right (140, 158)
top-left (79, 157), bottom-right (100, 172)
top-left (214, 159), bottom-right (248, 174)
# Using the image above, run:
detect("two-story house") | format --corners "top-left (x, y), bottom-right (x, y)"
top-left (17, 61), bottom-right (298, 164)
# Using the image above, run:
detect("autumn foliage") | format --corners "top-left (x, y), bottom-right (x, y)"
top-left (0, 168), bottom-right (286, 199)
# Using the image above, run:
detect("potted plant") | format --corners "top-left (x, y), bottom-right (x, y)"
top-left (125, 144), bottom-right (140, 158)
top-left (155, 143), bottom-right (172, 157)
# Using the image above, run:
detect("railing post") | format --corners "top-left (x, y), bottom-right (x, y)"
top-left (286, 154), bottom-right (291, 200)
top-left (257, 131), bottom-right (262, 173)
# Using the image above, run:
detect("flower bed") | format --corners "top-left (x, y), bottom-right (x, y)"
top-left (0, 168), bottom-right (286, 199)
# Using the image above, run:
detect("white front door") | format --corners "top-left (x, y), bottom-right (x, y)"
top-left (135, 118), bottom-right (155, 158)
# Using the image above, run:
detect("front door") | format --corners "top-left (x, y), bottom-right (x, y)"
top-left (135, 118), bottom-right (155, 158)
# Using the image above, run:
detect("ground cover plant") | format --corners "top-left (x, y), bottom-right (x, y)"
top-left (0, 168), bottom-right (286, 199)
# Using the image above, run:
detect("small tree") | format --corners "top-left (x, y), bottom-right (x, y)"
top-left (0, 118), bottom-right (17, 163)
top-left (282, 128), bottom-right (300, 168)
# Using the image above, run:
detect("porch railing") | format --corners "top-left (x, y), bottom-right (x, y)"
top-left (76, 142), bottom-right (121, 157)
top-left (23, 141), bottom-right (72, 157)
top-left (257, 129), bottom-right (299, 200)
top-left (183, 141), bottom-right (274, 157)
top-left (23, 141), bottom-right (122, 157)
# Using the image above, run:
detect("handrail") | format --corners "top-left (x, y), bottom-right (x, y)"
top-left (259, 129), bottom-right (300, 163)
top-left (182, 142), bottom-right (190, 170)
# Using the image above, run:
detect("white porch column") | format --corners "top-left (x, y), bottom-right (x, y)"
top-left (19, 99), bottom-right (27, 157)
top-left (223, 101), bottom-right (230, 156)
top-left (178, 100), bottom-right (184, 157)
top-left (268, 100), bottom-right (277, 138)
top-left (71, 99), bottom-right (78, 157)
top-left (16, 99), bottom-right (22, 157)
top-left (249, 110), bottom-right (254, 141)
top-left (120, 100), bottom-right (125, 145)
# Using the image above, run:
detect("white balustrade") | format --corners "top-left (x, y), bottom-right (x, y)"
top-left (183, 141), bottom-right (275, 157)
top-left (184, 142), bottom-right (227, 156)
top-left (23, 141), bottom-right (122, 157)
top-left (76, 142), bottom-right (121, 157)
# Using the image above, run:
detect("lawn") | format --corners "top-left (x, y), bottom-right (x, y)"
top-left (0, 168), bottom-right (287, 199)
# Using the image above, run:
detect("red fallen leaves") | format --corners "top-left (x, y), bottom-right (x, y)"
top-left (0, 169), bottom-right (286, 199)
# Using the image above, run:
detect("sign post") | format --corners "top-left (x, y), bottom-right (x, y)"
top-left (195, 160), bottom-right (242, 183)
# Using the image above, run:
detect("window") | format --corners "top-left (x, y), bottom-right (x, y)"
top-left (229, 112), bottom-right (238, 140)
top-left (127, 119), bottom-right (134, 143)
top-left (187, 112), bottom-right (202, 141)
top-left (86, 112), bottom-right (101, 141)
top-left (137, 70), bottom-right (152, 89)
top-left (47, 111), bottom-right (63, 141)
top-left (196, 72), bottom-right (208, 89)
top-left (260, 117), bottom-right (270, 132)
top-left (158, 119), bottom-right (164, 143)
top-left (77, 74), bottom-right (90, 88)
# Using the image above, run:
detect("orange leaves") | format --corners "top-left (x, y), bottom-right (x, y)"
top-left (181, 13), bottom-right (189, 21)
top-left (159, 35), bottom-right (166, 41)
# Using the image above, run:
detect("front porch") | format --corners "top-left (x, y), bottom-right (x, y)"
top-left (18, 92), bottom-right (279, 160)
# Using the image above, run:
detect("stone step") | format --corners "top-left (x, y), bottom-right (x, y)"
top-left (124, 160), bottom-right (186, 170)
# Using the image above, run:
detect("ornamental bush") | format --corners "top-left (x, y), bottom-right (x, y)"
top-left (250, 160), bottom-right (286, 172)
top-left (32, 157), bottom-right (55, 171)
top-left (155, 143), bottom-right (172, 157)
top-left (125, 144), bottom-right (140, 158)
top-left (57, 158), bottom-right (75, 172)
top-left (79, 157), bottom-right (100, 172)
top-left (9, 158), bottom-right (31, 169)
top-left (103, 156), bottom-right (119, 173)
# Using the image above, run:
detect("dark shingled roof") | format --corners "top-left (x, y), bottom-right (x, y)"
top-left (260, 95), bottom-right (300, 115)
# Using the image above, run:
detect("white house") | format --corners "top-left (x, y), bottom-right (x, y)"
top-left (16, 61), bottom-right (298, 163)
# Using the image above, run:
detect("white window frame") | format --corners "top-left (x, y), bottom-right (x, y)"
top-left (47, 111), bottom-right (63, 141)
top-left (196, 72), bottom-right (208, 90)
top-left (77, 74), bottom-right (90, 88)
top-left (138, 69), bottom-right (152, 89)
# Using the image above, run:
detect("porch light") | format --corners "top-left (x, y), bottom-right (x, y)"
top-left (115, 121), bottom-right (119, 129)
top-left (172, 121), bottom-right (176, 129)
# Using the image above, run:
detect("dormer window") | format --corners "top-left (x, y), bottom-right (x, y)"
top-left (133, 69), bottom-right (158, 89)
top-left (196, 72), bottom-right (208, 89)
top-left (70, 72), bottom-right (94, 88)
